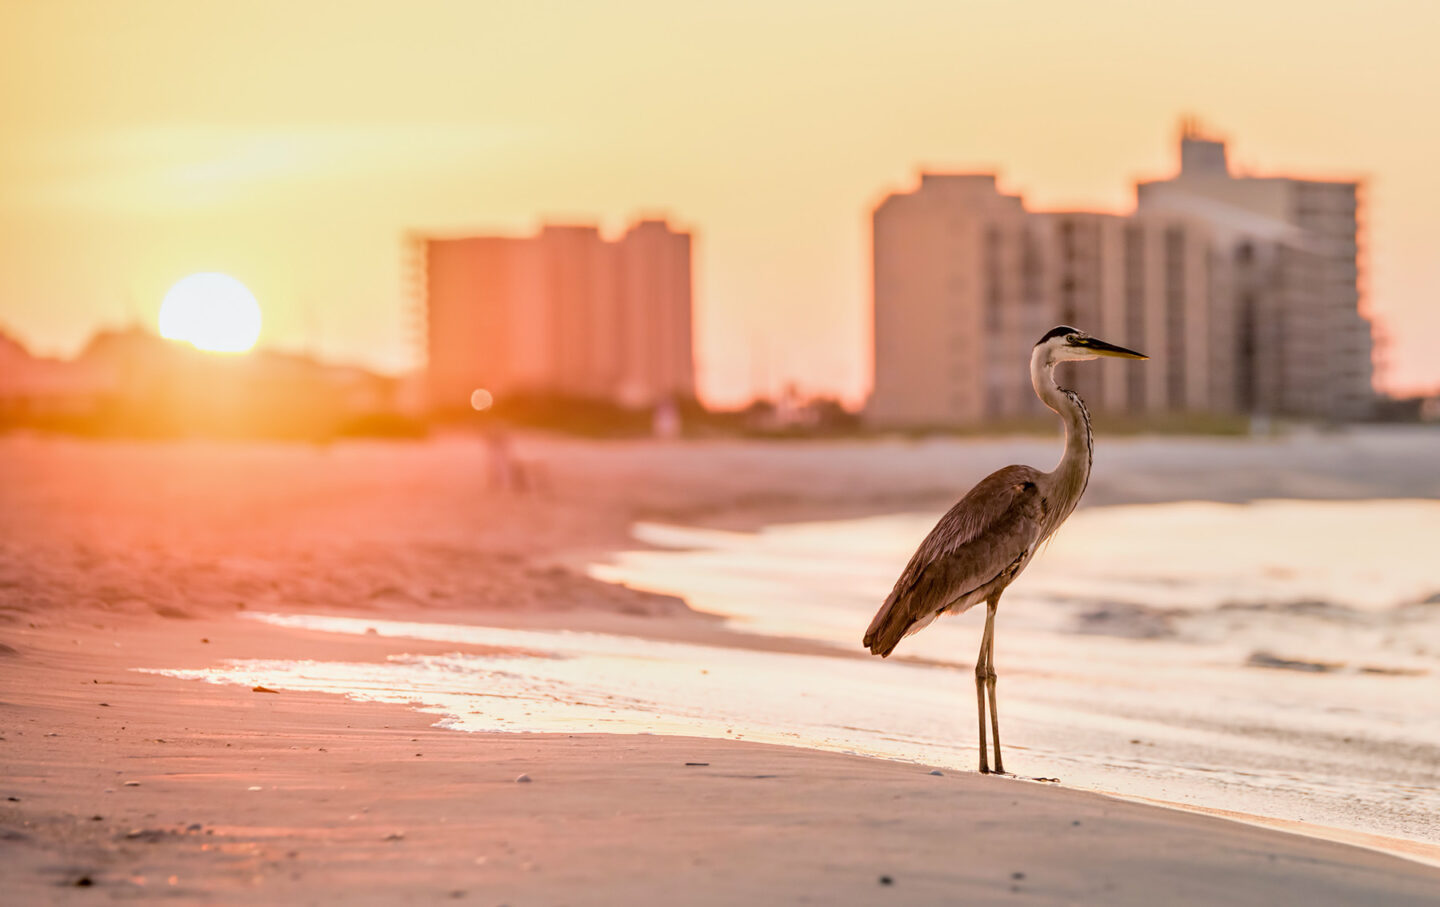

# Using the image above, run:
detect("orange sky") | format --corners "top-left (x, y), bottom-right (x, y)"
top-left (2, 1), bottom-right (1437, 406)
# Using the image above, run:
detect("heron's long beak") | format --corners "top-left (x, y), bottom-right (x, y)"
top-left (1078, 337), bottom-right (1148, 360)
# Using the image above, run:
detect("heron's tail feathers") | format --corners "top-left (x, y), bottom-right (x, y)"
top-left (863, 593), bottom-right (910, 658)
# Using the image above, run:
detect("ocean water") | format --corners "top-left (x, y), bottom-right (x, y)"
top-left (152, 500), bottom-right (1440, 855)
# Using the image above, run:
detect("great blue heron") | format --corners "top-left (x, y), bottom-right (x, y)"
top-left (863, 326), bottom-right (1147, 774)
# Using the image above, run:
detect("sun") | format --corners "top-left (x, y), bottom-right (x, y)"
top-left (158, 273), bottom-right (263, 353)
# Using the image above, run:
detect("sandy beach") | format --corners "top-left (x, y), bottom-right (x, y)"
top-left (4, 430), bottom-right (1440, 904)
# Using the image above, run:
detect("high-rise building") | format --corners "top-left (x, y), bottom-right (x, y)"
top-left (1028, 211), bottom-right (1223, 417)
top-left (870, 175), bottom-right (1034, 426)
top-left (1137, 124), bottom-right (1371, 420)
top-left (868, 127), bottom-right (1373, 427)
top-left (422, 218), bottom-right (694, 411)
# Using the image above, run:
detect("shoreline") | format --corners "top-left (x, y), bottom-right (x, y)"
top-left (1110, 792), bottom-right (1440, 871)
top-left (212, 605), bottom-right (1440, 871)
top-left (6, 611), bottom-right (1440, 904)
top-left (588, 501), bottom-right (1440, 859)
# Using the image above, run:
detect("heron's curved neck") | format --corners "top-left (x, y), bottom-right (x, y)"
top-left (1031, 350), bottom-right (1092, 522)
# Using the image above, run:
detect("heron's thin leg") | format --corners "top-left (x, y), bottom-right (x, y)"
top-left (984, 598), bottom-right (1004, 775)
top-left (974, 636), bottom-right (990, 773)
top-left (975, 601), bottom-right (997, 774)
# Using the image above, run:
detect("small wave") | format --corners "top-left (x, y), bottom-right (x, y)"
top-left (1246, 650), bottom-right (1343, 673)
top-left (1069, 601), bottom-right (1180, 639)
top-left (1246, 650), bottom-right (1429, 677)
top-left (1219, 598), bottom-right (1362, 621)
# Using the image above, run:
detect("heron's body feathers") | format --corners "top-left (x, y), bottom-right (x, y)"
top-left (863, 465), bottom-right (1046, 657)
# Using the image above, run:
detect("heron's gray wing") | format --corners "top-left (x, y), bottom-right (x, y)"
top-left (863, 465), bottom-right (1045, 656)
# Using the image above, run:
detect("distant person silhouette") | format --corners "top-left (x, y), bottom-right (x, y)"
top-left (483, 424), bottom-right (524, 492)
top-left (482, 424), bottom-right (549, 495)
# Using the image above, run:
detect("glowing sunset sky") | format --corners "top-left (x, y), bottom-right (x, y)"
top-left (2, 1), bottom-right (1436, 405)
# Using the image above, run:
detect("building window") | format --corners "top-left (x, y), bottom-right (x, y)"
top-left (1022, 230), bottom-right (1043, 305)
top-left (1165, 228), bottom-right (1186, 408)
top-left (1124, 225), bottom-right (1145, 408)
top-left (1061, 222), bottom-right (1077, 263)
top-left (984, 228), bottom-right (1004, 331)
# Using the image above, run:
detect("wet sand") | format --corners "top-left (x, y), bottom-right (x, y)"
top-left (7, 613), bottom-right (1440, 905)
top-left (587, 504), bottom-right (1440, 851)
top-left (4, 432), bottom-right (1440, 903)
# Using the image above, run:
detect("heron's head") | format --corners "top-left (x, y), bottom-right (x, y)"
top-left (1034, 326), bottom-right (1148, 366)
